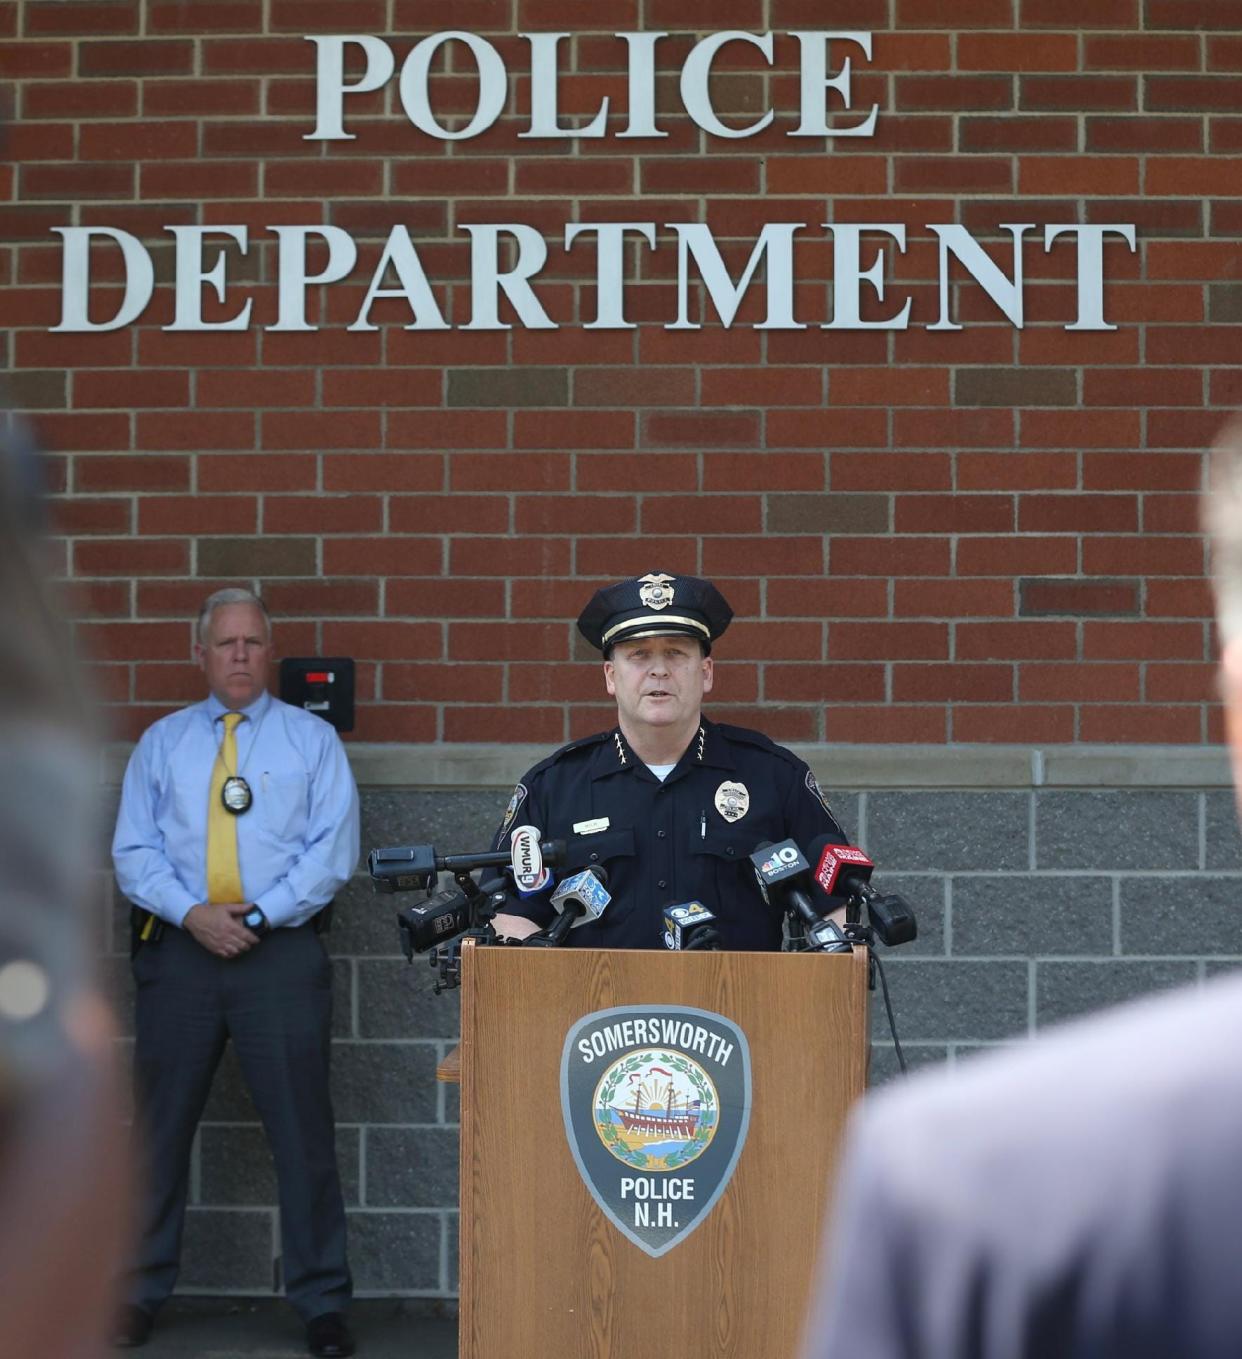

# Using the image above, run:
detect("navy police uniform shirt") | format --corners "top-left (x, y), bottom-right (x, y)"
top-left (490, 717), bottom-right (849, 950)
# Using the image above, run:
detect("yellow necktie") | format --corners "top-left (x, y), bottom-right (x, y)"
top-left (207, 712), bottom-right (245, 904)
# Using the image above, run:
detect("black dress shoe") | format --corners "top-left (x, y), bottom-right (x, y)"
top-left (111, 1305), bottom-right (153, 1348)
top-left (306, 1311), bottom-right (355, 1357)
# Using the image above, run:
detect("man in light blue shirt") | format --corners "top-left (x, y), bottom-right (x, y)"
top-left (112, 588), bottom-right (359, 1358)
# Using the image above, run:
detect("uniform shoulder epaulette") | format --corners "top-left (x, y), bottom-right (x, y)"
top-left (712, 723), bottom-right (802, 766)
top-left (525, 729), bottom-right (611, 778)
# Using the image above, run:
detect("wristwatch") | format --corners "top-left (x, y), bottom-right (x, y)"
top-left (242, 906), bottom-right (271, 938)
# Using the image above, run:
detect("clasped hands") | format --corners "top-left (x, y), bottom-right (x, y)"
top-left (183, 901), bottom-right (260, 958)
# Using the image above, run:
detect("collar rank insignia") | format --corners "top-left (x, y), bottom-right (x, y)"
top-left (561, 1005), bottom-right (752, 1258)
top-left (613, 730), bottom-right (628, 765)
top-left (637, 573), bottom-right (676, 611)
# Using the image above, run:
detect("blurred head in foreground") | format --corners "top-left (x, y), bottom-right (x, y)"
top-left (801, 423), bottom-right (1242, 1359)
top-left (0, 419), bottom-right (129, 1356)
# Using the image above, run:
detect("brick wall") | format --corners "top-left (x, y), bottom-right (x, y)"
top-left (5, 1), bottom-right (1240, 745)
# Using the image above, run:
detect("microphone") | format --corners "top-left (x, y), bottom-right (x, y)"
top-left (750, 840), bottom-right (851, 954)
top-left (810, 836), bottom-right (918, 947)
top-left (662, 902), bottom-right (721, 951)
top-left (527, 866), bottom-right (611, 947)
top-left (370, 835), bottom-right (566, 894)
top-left (510, 823), bottom-right (552, 894)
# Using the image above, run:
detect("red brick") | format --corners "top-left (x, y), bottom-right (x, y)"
top-left (831, 537), bottom-right (953, 577)
top-left (314, 539), bottom-right (425, 578)
top-left (443, 705), bottom-right (567, 744)
top-left (833, 368), bottom-right (949, 407)
top-left (1144, 494), bottom-right (1203, 534)
top-left (135, 412), bottom-right (254, 452)
top-left (703, 536), bottom-right (827, 577)
top-left (766, 663), bottom-right (886, 703)
top-left (768, 409), bottom-right (888, 448)
top-left (23, 77), bottom-right (137, 118)
top-left (384, 664), bottom-right (503, 704)
top-left (515, 410), bottom-right (635, 451)
top-left (960, 34), bottom-right (1078, 71)
top-left (892, 663), bottom-right (1014, 702)
top-left (894, 494), bottom-right (1014, 534)
top-left (447, 538), bottom-right (571, 578)
top-left (140, 495), bottom-right (256, 535)
top-left (829, 622), bottom-right (948, 661)
top-left (896, 75), bottom-right (1014, 112)
top-left (894, 579), bottom-right (1015, 617)
top-left (1020, 663), bottom-right (1139, 702)
top-left (78, 121), bottom-right (198, 160)
top-left (573, 369), bottom-right (697, 409)
top-left (957, 452), bottom-right (1079, 491)
top-left (142, 161), bottom-right (258, 199)
top-left (1020, 410), bottom-right (1141, 449)
top-left (954, 705), bottom-right (1075, 742)
top-left (1084, 368), bottom-right (1203, 407)
top-left (896, 156), bottom-right (1015, 194)
top-left (1085, 34), bottom-right (1200, 67)
top-left (643, 412), bottom-right (760, 448)
top-left (1079, 705), bottom-right (1201, 743)
top-left (959, 115), bottom-right (1079, 153)
top-left (1146, 579), bottom-right (1213, 618)
top-left (390, 495), bottom-right (510, 534)
top-left (958, 621), bottom-right (1077, 660)
top-left (74, 370), bottom-right (188, 410)
top-left (261, 579), bottom-right (380, 618)
top-left (894, 409), bottom-right (1015, 447)
top-left (1146, 664), bottom-right (1216, 702)
top-left (1084, 621), bottom-right (1205, 660)
top-left (260, 496), bottom-right (381, 535)
top-left (700, 368), bottom-right (824, 407)
top-left (76, 455), bottom-right (188, 493)
top-left (0, 41), bottom-right (72, 76)
top-left (1020, 156), bottom-right (1140, 195)
top-left (349, 705), bottom-right (436, 743)
top-left (1018, 494), bottom-right (1139, 533)
top-left (767, 578), bottom-right (890, 618)
top-left (197, 371), bottom-right (315, 410)
top-left (1083, 537), bottom-right (1204, 576)
top-left (957, 537), bottom-right (1079, 576)
top-left (449, 622), bottom-right (570, 663)
top-left (389, 411), bottom-right (508, 450)
top-left (198, 454), bottom-right (317, 492)
top-left (1147, 157), bottom-right (1242, 196)
top-left (824, 706), bottom-right (947, 743)
top-left (1149, 410), bottom-right (1236, 449)
top-left (76, 621), bottom-right (189, 662)
top-left (322, 623), bottom-right (442, 658)
top-left (264, 411), bottom-right (381, 451)
top-left (1023, 0), bottom-right (1137, 23)
top-left (75, 538), bottom-right (189, 577)
top-left (899, 0), bottom-right (1012, 24)
top-left (47, 496), bottom-right (131, 536)
top-left (388, 579), bottom-right (506, 618)
top-left (1086, 116), bottom-right (1202, 154)
top-left (1084, 453), bottom-right (1202, 492)
top-left (1146, 0), bottom-right (1241, 28)
top-left (1021, 75), bottom-right (1137, 111)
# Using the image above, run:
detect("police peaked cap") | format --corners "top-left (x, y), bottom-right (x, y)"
top-left (577, 572), bottom-right (733, 654)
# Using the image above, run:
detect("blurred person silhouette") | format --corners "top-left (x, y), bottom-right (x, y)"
top-left (802, 418), bottom-right (1242, 1359)
top-left (0, 416), bottom-right (129, 1357)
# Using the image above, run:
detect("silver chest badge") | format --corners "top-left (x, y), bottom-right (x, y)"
top-left (638, 573), bottom-right (676, 611)
top-left (714, 781), bottom-right (749, 823)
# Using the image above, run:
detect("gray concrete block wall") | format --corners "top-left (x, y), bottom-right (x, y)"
top-left (103, 769), bottom-right (1242, 1302)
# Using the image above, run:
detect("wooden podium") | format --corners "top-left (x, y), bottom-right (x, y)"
top-left (451, 944), bottom-right (869, 1359)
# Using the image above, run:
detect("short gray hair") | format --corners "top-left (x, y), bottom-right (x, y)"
top-left (1206, 418), bottom-right (1242, 648)
top-left (196, 588), bottom-right (271, 644)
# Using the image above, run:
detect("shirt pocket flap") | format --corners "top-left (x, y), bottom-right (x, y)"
top-left (692, 826), bottom-right (753, 864)
top-left (566, 827), bottom-right (636, 870)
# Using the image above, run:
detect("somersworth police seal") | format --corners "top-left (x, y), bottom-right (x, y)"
top-left (561, 1005), bottom-right (751, 1257)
